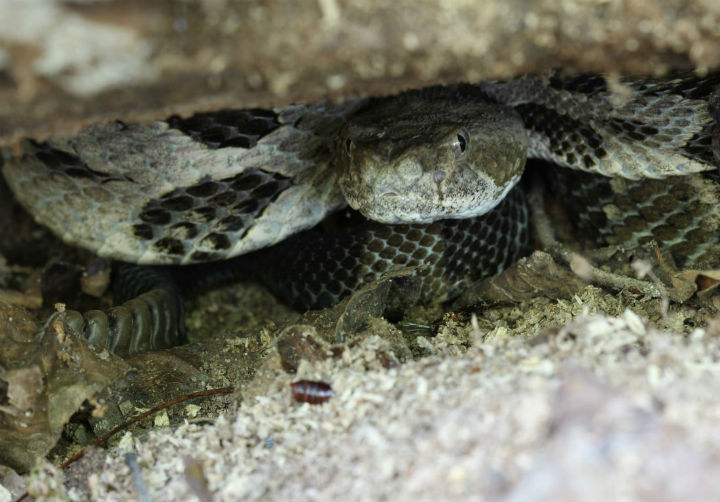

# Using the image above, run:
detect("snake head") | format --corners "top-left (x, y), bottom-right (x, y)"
top-left (337, 86), bottom-right (529, 224)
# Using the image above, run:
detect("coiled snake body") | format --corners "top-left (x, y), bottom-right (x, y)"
top-left (3, 71), bottom-right (719, 354)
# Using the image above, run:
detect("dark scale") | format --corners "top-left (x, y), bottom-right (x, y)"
top-left (545, 166), bottom-right (720, 269)
top-left (135, 168), bottom-right (293, 260)
top-left (132, 223), bottom-right (154, 240)
top-left (186, 181), bottom-right (219, 197)
top-left (230, 183), bottom-right (530, 310)
top-left (131, 109), bottom-right (293, 260)
top-left (606, 118), bottom-right (660, 142)
top-left (631, 71), bottom-right (720, 101)
top-left (26, 140), bottom-right (126, 183)
top-left (549, 73), bottom-right (608, 95)
top-left (514, 103), bottom-right (608, 164)
top-left (166, 109), bottom-right (282, 149)
top-left (680, 130), bottom-right (716, 165)
top-left (152, 237), bottom-right (186, 256)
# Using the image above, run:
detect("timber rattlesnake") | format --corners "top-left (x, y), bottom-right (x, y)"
top-left (2, 71), bottom-right (719, 354)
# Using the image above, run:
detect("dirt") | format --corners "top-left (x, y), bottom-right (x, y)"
top-left (6, 277), bottom-right (720, 500)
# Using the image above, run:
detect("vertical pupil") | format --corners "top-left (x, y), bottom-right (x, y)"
top-left (457, 134), bottom-right (466, 152)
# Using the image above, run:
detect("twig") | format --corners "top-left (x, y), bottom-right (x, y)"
top-left (61, 386), bottom-right (233, 468)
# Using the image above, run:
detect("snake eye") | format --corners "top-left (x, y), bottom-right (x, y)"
top-left (345, 138), bottom-right (353, 155)
top-left (453, 130), bottom-right (468, 158)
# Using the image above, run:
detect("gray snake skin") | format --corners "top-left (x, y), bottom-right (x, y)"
top-left (2, 71), bottom-right (719, 355)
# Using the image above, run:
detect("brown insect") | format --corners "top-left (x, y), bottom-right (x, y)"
top-left (291, 380), bottom-right (334, 404)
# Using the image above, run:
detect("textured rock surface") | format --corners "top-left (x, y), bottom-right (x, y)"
top-left (12, 312), bottom-right (720, 501)
top-left (1, 0), bottom-right (719, 143)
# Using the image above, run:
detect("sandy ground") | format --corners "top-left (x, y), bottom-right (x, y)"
top-left (3, 269), bottom-right (720, 501)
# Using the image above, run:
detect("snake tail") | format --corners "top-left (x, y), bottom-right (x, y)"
top-left (62, 265), bottom-right (186, 357)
